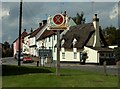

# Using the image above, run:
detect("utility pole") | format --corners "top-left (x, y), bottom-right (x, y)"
top-left (18, 0), bottom-right (23, 66)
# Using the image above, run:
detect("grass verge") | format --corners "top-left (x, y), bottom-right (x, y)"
top-left (2, 65), bottom-right (118, 88)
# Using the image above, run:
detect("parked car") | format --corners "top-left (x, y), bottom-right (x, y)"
top-left (23, 54), bottom-right (34, 63)
top-left (15, 51), bottom-right (24, 61)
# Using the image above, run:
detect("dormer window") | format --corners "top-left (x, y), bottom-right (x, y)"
top-left (61, 39), bottom-right (65, 46)
top-left (72, 38), bottom-right (77, 47)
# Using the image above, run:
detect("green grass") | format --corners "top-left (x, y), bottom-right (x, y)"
top-left (2, 65), bottom-right (118, 88)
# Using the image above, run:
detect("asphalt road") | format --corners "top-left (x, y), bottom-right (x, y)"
top-left (2, 57), bottom-right (119, 76)
top-left (2, 57), bottom-right (36, 66)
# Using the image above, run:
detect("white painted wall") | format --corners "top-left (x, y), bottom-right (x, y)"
top-left (84, 46), bottom-right (98, 63)
top-left (60, 50), bottom-right (80, 62)
top-left (23, 35), bottom-right (30, 54)
top-left (29, 37), bottom-right (36, 46)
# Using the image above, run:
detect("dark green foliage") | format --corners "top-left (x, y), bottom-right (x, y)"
top-left (103, 26), bottom-right (120, 46)
top-left (72, 12), bottom-right (85, 25)
top-left (2, 65), bottom-right (53, 76)
top-left (114, 47), bottom-right (120, 61)
top-left (2, 42), bottom-right (13, 57)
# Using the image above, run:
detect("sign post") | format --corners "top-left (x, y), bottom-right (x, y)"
top-left (47, 13), bottom-right (69, 76)
top-left (52, 14), bottom-right (64, 76)
top-left (56, 30), bottom-right (60, 76)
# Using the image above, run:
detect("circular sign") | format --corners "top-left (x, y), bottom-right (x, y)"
top-left (52, 14), bottom-right (64, 26)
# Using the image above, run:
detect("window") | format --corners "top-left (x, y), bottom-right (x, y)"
top-left (109, 53), bottom-right (113, 58)
top-left (100, 53), bottom-right (104, 57)
top-left (49, 37), bottom-right (51, 42)
top-left (62, 52), bottom-right (65, 59)
top-left (73, 38), bottom-right (77, 47)
top-left (61, 39), bottom-right (65, 46)
top-left (74, 52), bottom-right (77, 59)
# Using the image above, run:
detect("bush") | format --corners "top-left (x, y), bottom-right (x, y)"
top-left (114, 47), bottom-right (120, 62)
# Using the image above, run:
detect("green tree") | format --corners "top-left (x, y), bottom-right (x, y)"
top-left (114, 47), bottom-right (120, 62)
top-left (2, 41), bottom-right (13, 57)
top-left (3, 41), bottom-right (10, 50)
top-left (72, 12), bottom-right (85, 25)
top-left (103, 26), bottom-right (118, 45)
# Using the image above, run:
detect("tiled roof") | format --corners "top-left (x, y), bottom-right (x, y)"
top-left (37, 30), bottom-right (55, 41)
top-left (29, 23), bottom-right (47, 38)
top-left (21, 31), bottom-right (28, 37)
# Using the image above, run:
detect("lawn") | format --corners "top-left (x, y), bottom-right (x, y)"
top-left (2, 65), bottom-right (119, 88)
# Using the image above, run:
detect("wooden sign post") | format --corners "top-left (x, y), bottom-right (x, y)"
top-left (47, 13), bottom-right (69, 76)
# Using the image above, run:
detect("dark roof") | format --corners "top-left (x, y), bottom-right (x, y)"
top-left (89, 47), bottom-right (114, 52)
top-left (13, 31), bottom-right (28, 43)
top-left (61, 23), bottom-right (108, 49)
top-left (21, 31), bottom-right (28, 37)
top-left (36, 30), bottom-right (55, 41)
top-left (62, 23), bottom-right (94, 49)
top-left (29, 23), bottom-right (47, 38)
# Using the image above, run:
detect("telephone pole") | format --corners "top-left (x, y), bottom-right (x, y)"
top-left (18, 0), bottom-right (23, 66)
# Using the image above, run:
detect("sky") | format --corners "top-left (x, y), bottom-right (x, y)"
top-left (0, 1), bottom-right (119, 44)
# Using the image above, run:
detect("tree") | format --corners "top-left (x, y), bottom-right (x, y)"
top-left (114, 47), bottom-right (120, 62)
top-left (2, 41), bottom-right (13, 57)
top-left (3, 41), bottom-right (10, 50)
top-left (72, 12), bottom-right (85, 25)
top-left (103, 26), bottom-right (120, 46)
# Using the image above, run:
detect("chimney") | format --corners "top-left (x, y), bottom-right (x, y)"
top-left (24, 29), bottom-right (26, 32)
top-left (31, 28), bottom-right (33, 33)
top-left (63, 11), bottom-right (67, 16)
top-left (42, 20), bottom-right (47, 26)
top-left (93, 14), bottom-right (101, 47)
top-left (39, 23), bottom-right (42, 27)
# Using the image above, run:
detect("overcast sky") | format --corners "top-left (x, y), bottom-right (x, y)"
top-left (1, 1), bottom-right (119, 44)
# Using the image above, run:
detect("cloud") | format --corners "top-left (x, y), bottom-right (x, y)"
top-left (109, 4), bottom-right (118, 20)
top-left (1, 9), bottom-right (10, 18)
top-left (1, 2), bottom-right (118, 44)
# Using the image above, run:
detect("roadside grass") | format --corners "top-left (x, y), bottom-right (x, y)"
top-left (2, 65), bottom-right (52, 76)
top-left (2, 65), bottom-right (118, 88)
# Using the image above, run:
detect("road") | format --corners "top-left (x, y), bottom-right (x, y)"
top-left (2, 57), bottom-right (36, 66)
top-left (2, 57), bottom-right (119, 76)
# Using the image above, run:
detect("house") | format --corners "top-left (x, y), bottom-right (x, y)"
top-left (36, 13), bottom-right (77, 62)
top-left (14, 12), bottom-right (115, 65)
top-left (38, 14), bottom-right (115, 65)
top-left (28, 20), bottom-right (47, 57)
top-left (13, 29), bottom-right (28, 56)
top-left (59, 14), bottom-right (115, 65)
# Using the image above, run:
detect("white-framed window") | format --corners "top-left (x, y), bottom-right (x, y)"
top-left (62, 52), bottom-right (65, 59)
top-left (74, 52), bottom-right (77, 59)
top-left (72, 38), bottom-right (77, 47)
top-left (61, 39), bottom-right (65, 46)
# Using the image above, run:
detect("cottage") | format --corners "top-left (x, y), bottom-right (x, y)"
top-left (13, 13), bottom-right (115, 65)
top-left (59, 14), bottom-right (115, 65)
top-left (13, 29), bottom-right (28, 57)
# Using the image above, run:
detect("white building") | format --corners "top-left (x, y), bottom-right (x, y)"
top-left (23, 13), bottom-right (115, 65)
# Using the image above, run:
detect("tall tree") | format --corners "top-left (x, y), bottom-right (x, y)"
top-left (3, 41), bottom-right (10, 50)
top-left (103, 26), bottom-right (120, 46)
top-left (72, 12), bottom-right (85, 25)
